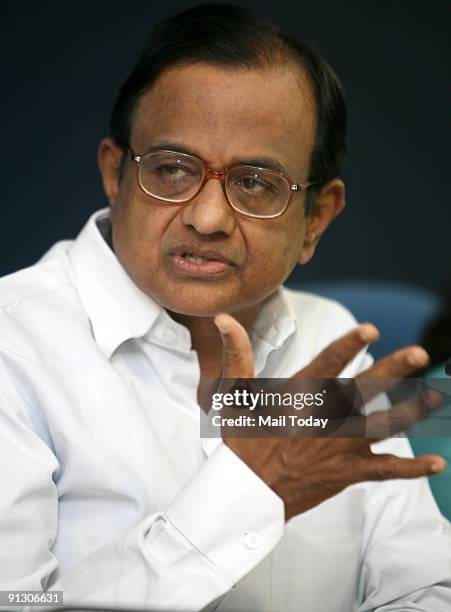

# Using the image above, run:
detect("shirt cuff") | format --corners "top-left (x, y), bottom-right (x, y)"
top-left (165, 442), bottom-right (285, 584)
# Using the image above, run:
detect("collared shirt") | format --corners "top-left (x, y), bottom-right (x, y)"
top-left (0, 208), bottom-right (450, 611)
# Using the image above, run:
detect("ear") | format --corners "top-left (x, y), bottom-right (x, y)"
top-left (97, 138), bottom-right (125, 207)
top-left (298, 178), bottom-right (345, 265)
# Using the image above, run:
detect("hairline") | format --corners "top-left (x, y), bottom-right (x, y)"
top-left (126, 54), bottom-right (318, 179)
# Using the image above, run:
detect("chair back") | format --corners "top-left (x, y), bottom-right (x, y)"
top-left (287, 279), bottom-right (441, 360)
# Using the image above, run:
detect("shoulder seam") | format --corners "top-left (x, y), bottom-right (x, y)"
top-left (0, 280), bottom-right (73, 313)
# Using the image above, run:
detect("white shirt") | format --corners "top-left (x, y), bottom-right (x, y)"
top-left (0, 208), bottom-right (449, 611)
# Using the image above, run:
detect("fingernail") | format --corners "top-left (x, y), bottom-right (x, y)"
top-left (406, 348), bottom-right (429, 368)
top-left (214, 316), bottom-right (229, 335)
top-left (359, 324), bottom-right (378, 343)
top-left (430, 460), bottom-right (447, 473)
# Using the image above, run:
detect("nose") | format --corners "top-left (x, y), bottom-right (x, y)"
top-left (180, 175), bottom-right (236, 236)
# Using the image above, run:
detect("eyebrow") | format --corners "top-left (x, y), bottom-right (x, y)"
top-left (143, 139), bottom-right (291, 176)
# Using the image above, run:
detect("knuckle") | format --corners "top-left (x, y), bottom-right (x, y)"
top-left (313, 471), bottom-right (344, 495)
top-left (323, 350), bottom-right (347, 372)
top-left (346, 458), bottom-right (359, 484)
top-left (375, 459), bottom-right (398, 480)
top-left (224, 347), bottom-right (245, 365)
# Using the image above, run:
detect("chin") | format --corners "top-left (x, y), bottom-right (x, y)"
top-left (156, 289), bottom-right (253, 319)
top-left (146, 281), bottom-right (239, 317)
top-left (164, 299), bottom-right (232, 318)
top-left (143, 276), bottom-right (272, 319)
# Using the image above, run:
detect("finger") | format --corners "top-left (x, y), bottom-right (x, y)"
top-left (365, 388), bottom-right (444, 439)
top-left (359, 345), bottom-right (430, 380)
top-left (214, 313), bottom-right (254, 379)
top-left (361, 452), bottom-right (447, 481)
top-left (296, 323), bottom-right (380, 378)
top-left (348, 346), bottom-right (431, 409)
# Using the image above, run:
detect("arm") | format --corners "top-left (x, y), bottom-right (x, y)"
top-left (358, 439), bottom-right (451, 612)
top-left (0, 358), bottom-right (284, 610)
top-left (214, 313), bottom-right (451, 609)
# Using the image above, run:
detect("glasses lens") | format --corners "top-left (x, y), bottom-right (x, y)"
top-left (226, 167), bottom-right (290, 218)
top-left (139, 152), bottom-right (204, 201)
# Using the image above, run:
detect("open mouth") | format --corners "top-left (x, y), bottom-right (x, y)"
top-left (170, 248), bottom-right (235, 276)
top-left (182, 253), bottom-right (215, 264)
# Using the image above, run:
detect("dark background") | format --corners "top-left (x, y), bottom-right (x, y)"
top-left (1, 0), bottom-right (449, 294)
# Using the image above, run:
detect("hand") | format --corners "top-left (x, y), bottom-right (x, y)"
top-left (213, 313), bottom-right (447, 521)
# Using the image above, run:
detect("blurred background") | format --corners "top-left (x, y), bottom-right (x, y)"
top-left (1, 0), bottom-right (449, 292)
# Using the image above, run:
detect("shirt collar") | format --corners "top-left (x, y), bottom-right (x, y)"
top-left (68, 208), bottom-right (298, 362)
top-left (68, 208), bottom-right (166, 359)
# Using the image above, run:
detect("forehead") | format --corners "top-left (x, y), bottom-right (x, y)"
top-left (131, 62), bottom-right (316, 176)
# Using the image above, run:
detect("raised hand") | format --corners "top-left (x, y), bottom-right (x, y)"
top-left (213, 313), bottom-right (446, 521)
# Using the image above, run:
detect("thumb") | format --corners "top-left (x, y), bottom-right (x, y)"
top-left (214, 313), bottom-right (255, 379)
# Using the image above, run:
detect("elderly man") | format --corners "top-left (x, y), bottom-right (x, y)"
top-left (0, 4), bottom-right (449, 611)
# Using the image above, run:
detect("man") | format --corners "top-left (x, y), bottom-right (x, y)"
top-left (0, 4), bottom-right (449, 611)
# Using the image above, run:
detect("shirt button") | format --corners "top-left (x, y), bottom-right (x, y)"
top-left (164, 329), bottom-right (177, 342)
top-left (243, 531), bottom-right (261, 550)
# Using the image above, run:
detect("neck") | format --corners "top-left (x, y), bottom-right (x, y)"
top-left (169, 304), bottom-right (261, 379)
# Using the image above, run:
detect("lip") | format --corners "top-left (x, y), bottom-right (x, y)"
top-left (171, 245), bottom-right (236, 264)
top-left (168, 245), bottom-right (238, 277)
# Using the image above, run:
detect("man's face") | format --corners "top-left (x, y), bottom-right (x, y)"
top-left (108, 62), bottom-right (317, 317)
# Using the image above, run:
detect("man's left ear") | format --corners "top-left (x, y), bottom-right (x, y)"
top-left (298, 178), bottom-right (345, 264)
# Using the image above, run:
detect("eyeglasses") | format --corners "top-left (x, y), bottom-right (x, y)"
top-left (128, 148), bottom-right (315, 219)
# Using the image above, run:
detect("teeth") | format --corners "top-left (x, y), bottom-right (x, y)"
top-left (184, 253), bottom-right (210, 263)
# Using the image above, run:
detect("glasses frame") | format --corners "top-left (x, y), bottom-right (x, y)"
top-left (127, 148), bottom-right (315, 219)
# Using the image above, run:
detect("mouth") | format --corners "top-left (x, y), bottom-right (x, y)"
top-left (169, 246), bottom-right (237, 276)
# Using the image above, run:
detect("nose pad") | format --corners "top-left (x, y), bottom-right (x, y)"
top-left (181, 176), bottom-right (236, 235)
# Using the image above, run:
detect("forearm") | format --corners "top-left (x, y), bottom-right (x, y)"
top-left (2, 433), bottom-right (283, 610)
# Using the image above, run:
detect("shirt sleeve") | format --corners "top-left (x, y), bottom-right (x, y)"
top-left (0, 359), bottom-right (284, 611)
top-left (357, 437), bottom-right (451, 612)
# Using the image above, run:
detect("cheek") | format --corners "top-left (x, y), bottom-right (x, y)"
top-left (245, 215), bottom-right (306, 280)
top-left (111, 191), bottom-right (169, 280)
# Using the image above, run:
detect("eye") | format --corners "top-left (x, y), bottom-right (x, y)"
top-left (236, 175), bottom-right (274, 194)
top-left (155, 164), bottom-right (193, 179)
